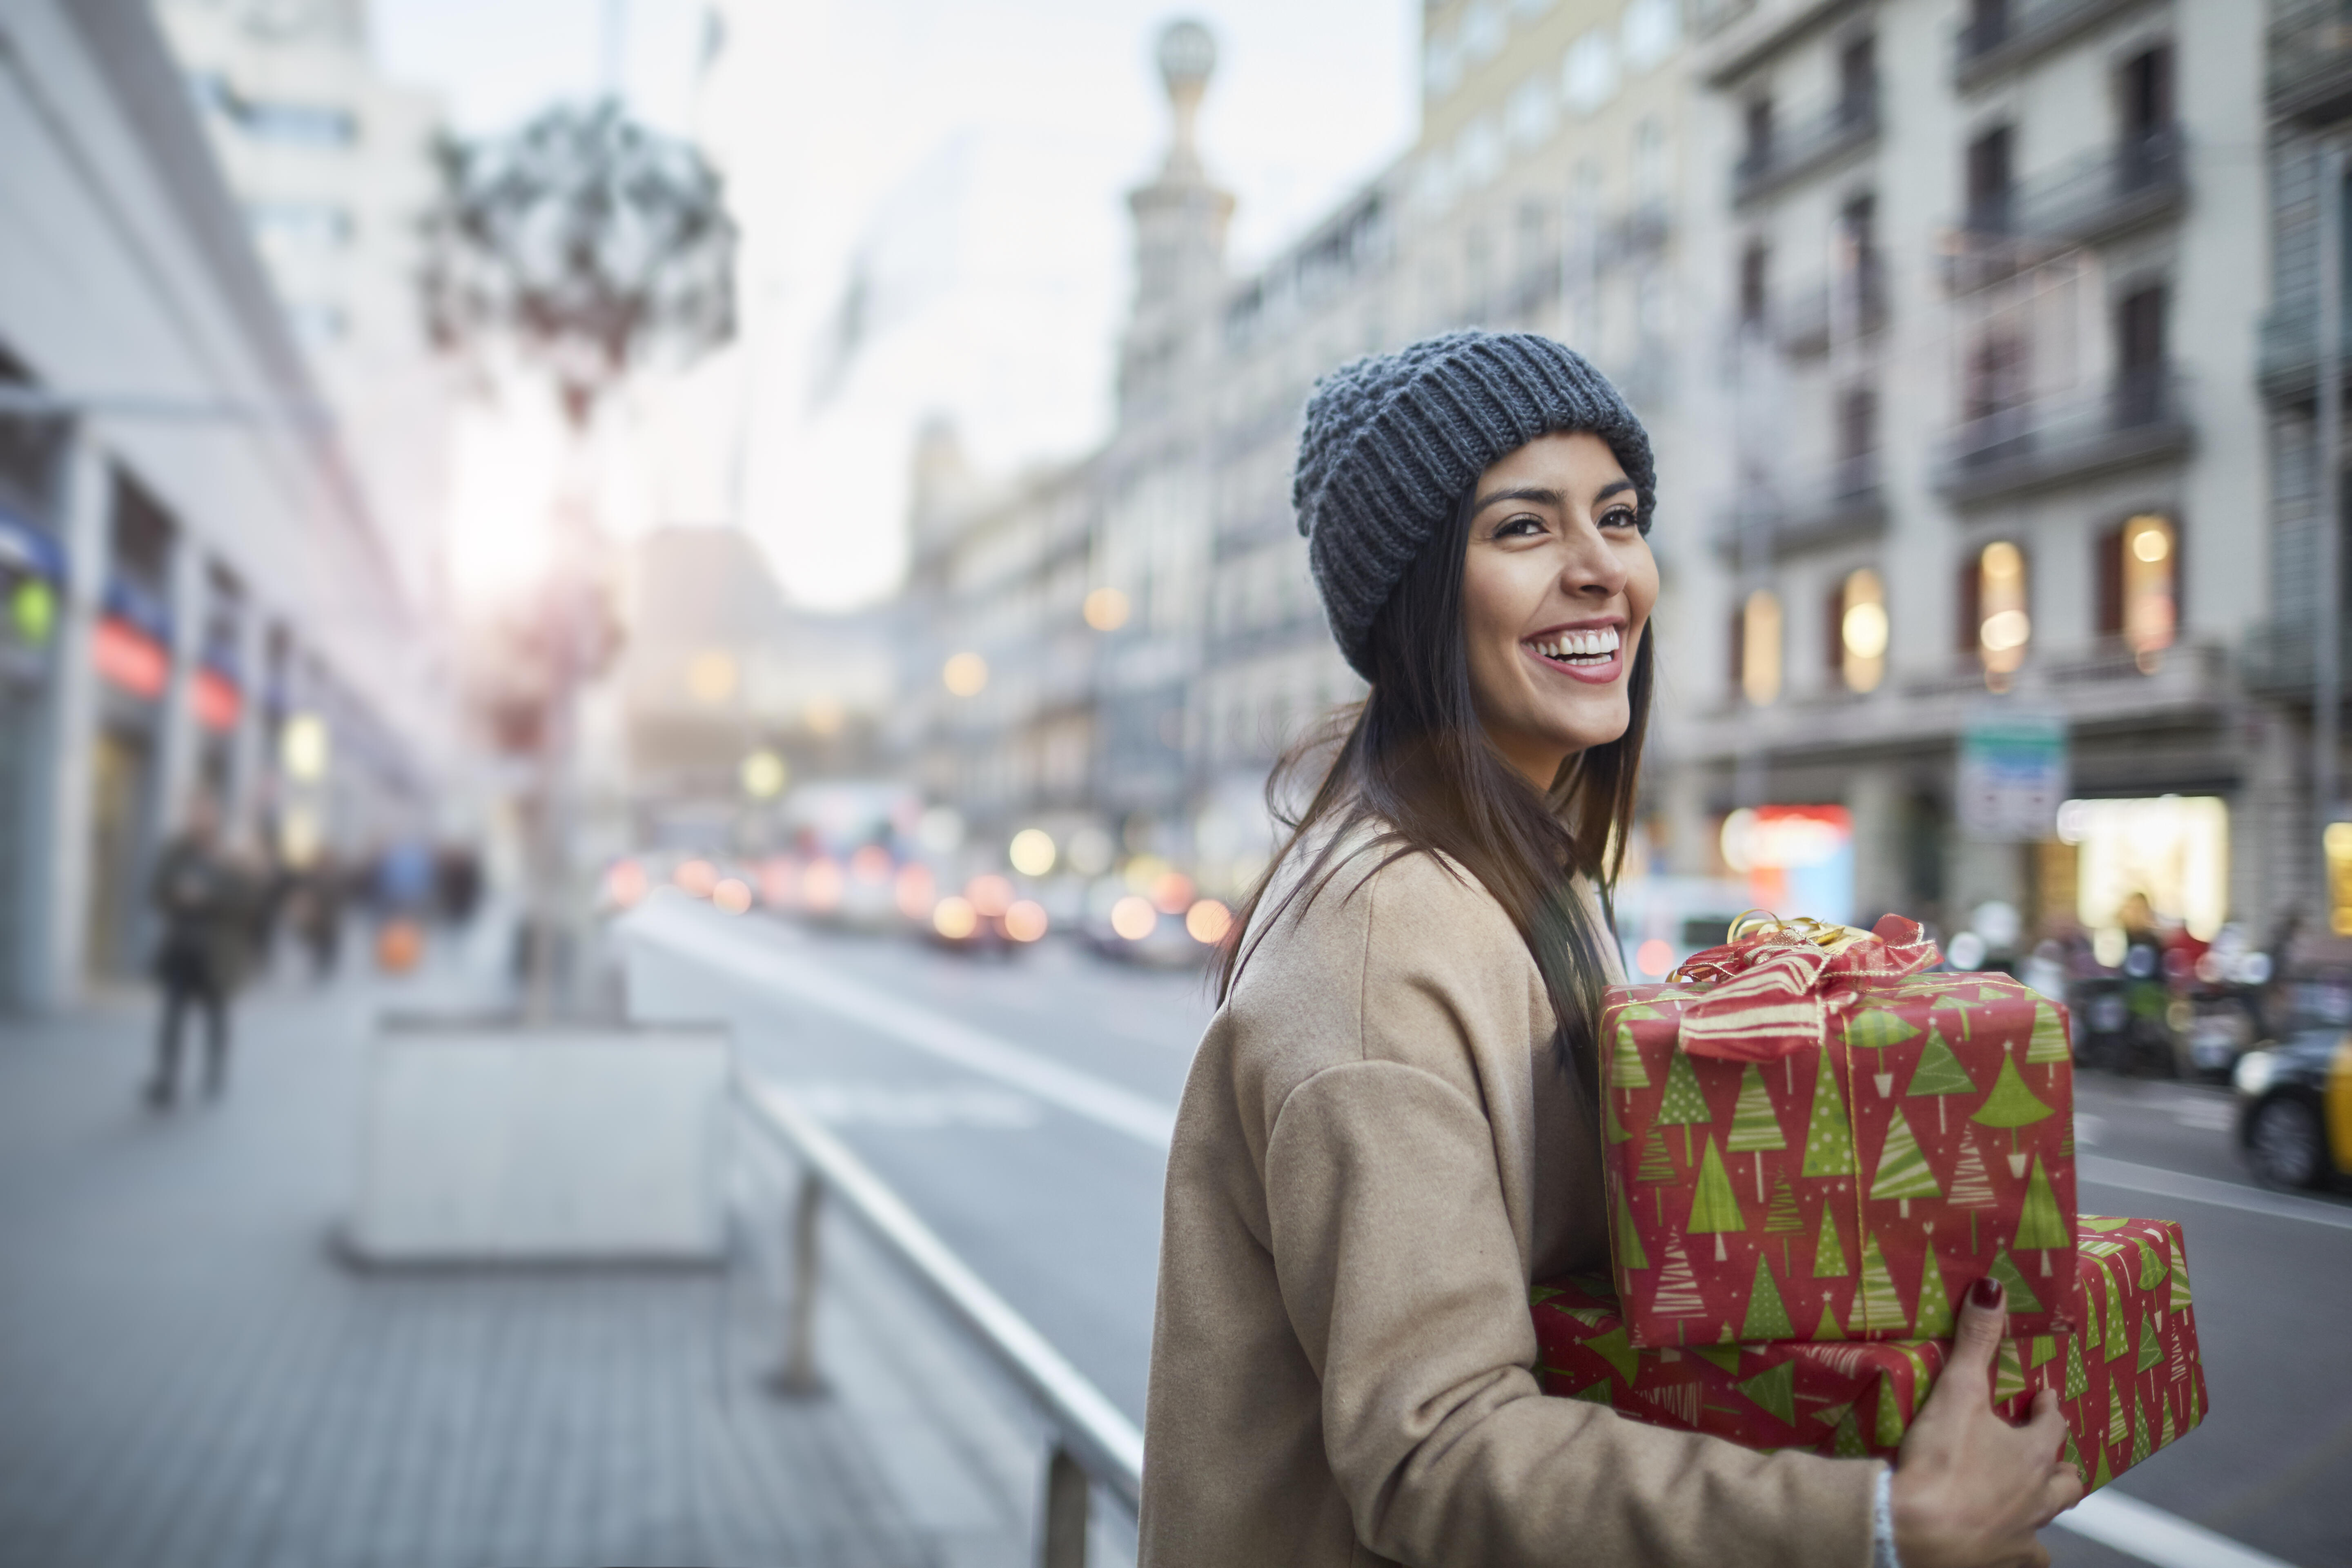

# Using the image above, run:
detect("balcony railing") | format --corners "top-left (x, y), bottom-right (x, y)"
top-left (1942, 129), bottom-right (2185, 289)
top-left (2243, 620), bottom-right (2352, 698)
top-left (2258, 300), bottom-right (2352, 403)
top-left (2270, 0), bottom-right (2352, 123)
top-left (1936, 369), bottom-right (2194, 505)
top-left (1954, 0), bottom-right (2146, 89)
top-left (1774, 258), bottom-right (1888, 358)
top-left (1733, 93), bottom-right (1880, 207)
top-left (1716, 452), bottom-right (1885, 559)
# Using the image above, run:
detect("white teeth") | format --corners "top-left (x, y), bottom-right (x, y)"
top-left (1530, 628), bottom-right (1621, 661)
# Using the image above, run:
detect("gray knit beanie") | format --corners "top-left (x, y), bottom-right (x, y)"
top-left (1292, 329), bottom-right (1655, 681)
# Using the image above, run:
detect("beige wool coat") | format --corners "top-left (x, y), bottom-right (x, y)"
top-left (1138, 839), bottom-right (1881, 1567)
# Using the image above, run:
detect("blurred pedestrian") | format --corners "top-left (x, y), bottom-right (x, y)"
top-left (1141, 333), bottom-right (2078, 1567)
top-left (292, 849), bottom-right (345, 981)
top-left (145, 796), bottom-right (254, 1107)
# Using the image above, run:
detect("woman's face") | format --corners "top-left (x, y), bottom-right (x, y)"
top-left (1459, 430), bottom-right (1658, 788)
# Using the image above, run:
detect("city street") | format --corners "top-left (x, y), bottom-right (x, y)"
top-left (626, 894), bottom-right (2352, 1568)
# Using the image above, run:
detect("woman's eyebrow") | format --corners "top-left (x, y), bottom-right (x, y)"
top-left (1470, 485), bottom-right (1561, 515)
top-left (1595, 479), bottom-right (1635, 502)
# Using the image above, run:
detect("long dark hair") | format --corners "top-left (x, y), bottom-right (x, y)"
top-left (1213, 483), bottom-right (1654, 1102)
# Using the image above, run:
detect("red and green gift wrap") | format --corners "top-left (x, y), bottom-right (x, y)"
top-left (1533, 1216), bottom-right (2204, 1491)
top-left (1600, 915), bottom-right (2080, 1346)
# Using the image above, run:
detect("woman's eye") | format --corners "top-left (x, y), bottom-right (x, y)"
top-left (1495, 514), bottom-right (1544, 538)
top-left (1601, 506), bottom-right (1641, 532)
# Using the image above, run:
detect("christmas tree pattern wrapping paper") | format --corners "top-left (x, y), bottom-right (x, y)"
top-left (1532, 1216), bottom-right (2204, 1491)
top-left (1601, 917), bottom-right (2080, 1346)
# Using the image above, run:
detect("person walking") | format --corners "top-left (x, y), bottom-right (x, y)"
top-left (145, 796), bottom-right (254, 1106)
top-left (1139, 332), bottom-right (2080, 1568)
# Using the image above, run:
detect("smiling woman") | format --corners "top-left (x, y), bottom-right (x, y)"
top-left (1141, 331), bottom-right (2076, 1568)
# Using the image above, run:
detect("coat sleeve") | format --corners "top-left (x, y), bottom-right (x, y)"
top-left (1263, 1056), bottom-right (1882, 1568)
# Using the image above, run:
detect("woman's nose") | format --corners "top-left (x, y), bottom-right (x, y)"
top-left (1560, 521), bottom-right (1629, 598)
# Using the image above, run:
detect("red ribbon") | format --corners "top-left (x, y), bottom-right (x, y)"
top-left (1673, 914), bottom-right (1942, 1062)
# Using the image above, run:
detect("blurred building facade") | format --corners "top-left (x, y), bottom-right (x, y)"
top-left (615, 526), bottom-right (893, 850)
top-left (1669, 0), bottom-right (2273, 947)
top-left (155, 0), bottom-right (454, 612)
top-left (2257, 0), bottom-right (2352, 936)
top-left (0, 0), bottom-right (444, 1009)
top-left (904, 2), bottom-right (2330, 953)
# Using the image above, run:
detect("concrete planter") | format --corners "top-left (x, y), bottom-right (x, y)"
top-left (348, 1015), bottom-right (731, 1265)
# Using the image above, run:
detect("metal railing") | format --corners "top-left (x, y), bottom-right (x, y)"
top-left (1954, 0), bottom-right (2145, 87)
top-left (735, 1073), bottom-right (1144, 1566)
top-left (1732, 93), bottom-right (1879, 207)
top-left (1935, 369), bottom-right (2194, 504)
top-left (1715, 452), bottom-right (1884, 559)
top-left (2270, 0), bottom-right (2352, 122)
top-left (1941, 129), bottom-right (2184, 291)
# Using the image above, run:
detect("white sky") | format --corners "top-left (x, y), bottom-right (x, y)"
top-left (376, 0), bottom-right (1420, 608)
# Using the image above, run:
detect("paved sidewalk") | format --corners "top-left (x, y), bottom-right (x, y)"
top-left (0, 968), bottom-right (1071, 1568)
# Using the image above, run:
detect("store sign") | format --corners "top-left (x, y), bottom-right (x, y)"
top-left (1720, 804), bottom-right (1855, 924)
top-left (1958, 708), bottom-right (2068, 840)
top-left (193, 668), bottom-right (241, 732)
top-left (93, 615), bottom-right (168, 699)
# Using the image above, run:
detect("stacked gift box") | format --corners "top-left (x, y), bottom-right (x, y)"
top-left (1539, 917), bottom-right (2205, 1488)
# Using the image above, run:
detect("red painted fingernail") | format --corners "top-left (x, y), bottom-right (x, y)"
top-left (1971, 1277), bottom-right (2003, 1308)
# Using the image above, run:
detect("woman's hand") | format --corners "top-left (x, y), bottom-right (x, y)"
top-left (1890, 1277), bottom-right (2084, 1568)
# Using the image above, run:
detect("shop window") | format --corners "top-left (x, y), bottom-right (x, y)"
top-left (1965, 540), bottom-right (2029, 686)
top-left (2098, 514), bottom-right (2176, 670)
top-left (1833, 567), bottom-right (1887, 693)
top-left (1737, 588), bottom-right (1782, 706)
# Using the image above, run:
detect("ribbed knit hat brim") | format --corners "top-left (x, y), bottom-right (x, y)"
top-left (1292, 330), bottom-right (1655, 680)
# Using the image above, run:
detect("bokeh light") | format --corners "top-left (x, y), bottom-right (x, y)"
top-left (712, 878), bottom-right (753, 915)
top-left (1003, 900), bottom-right (1049, 942)
top-left (1110, 895), bottom-right (1157, 940)
top-left (967, 875), bottom-right (1014, 918)
top-left (1008, 829), bottom-right (1056, 876)
top-left (674, 859), bottom-right (718, 898)
top-left (1184, 899), bottom-right (1232, 944)
top-left (932, 895), bottom-right (978, 940)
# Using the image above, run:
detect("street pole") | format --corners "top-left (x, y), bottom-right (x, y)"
top-left (2317, 141), bottom-right (2345, 923)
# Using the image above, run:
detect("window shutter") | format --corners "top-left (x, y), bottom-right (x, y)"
top-left (2096, 523), bottom-right (2125, 637)
top-left (1957, 553), bottom-right (1982, 656)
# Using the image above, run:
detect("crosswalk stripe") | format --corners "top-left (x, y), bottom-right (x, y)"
top-left (2055, 1489), bottom-right (2303, 1568)
top-left (626, 900), bottom-right (1179, 1150)
top-left (2079, 1154), bottom-right (2352, 1232)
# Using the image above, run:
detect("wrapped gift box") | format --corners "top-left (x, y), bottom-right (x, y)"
top-left (1534, 1216), bottom-right (2203, 1491)
top-left (1601, 918), bottom-right (2079, 1345)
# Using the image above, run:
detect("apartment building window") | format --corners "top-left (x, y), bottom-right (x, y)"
top-left (1738, 240), bottom-right (1770, 327)
top-left (1840, 192), bottom-right (1881, 320)
top-left (1837, 34), bottom-right (1877, 127)
top-left (1743, 95), bottom-right (1775, 171)
top-left (1732, 588), bottom-right (1784, 705)
top-left (1966, 124), bottom-right (2015, 234)
top-left (1832, 567), bottom-right (1888, 692)
top-left (2098, 514), bottom-right (2178, 670)
top-left (2120, 44), bottom-right (2175, 145)
top-left (1964, 0), bottom-right (2010, 55)
top-left (2116, 283), bottom-right (2168, 424)
top-left (249, 201), bottom-right (352, 251)
top-left (1837, 384), bottom-right (1878, 491)
top-left (1965, 330), bottom-right (2029, 425)
top-left (1632, 117), bottom-right (1668, 207)
top-left (1964, 540), bottom-right (2031, 681)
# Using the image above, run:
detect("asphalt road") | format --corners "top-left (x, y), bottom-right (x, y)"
top-left (626, 896), bottom-right (2352, 1568)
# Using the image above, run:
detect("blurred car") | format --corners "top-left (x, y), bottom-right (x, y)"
top-left (2233, 1027), bottom-right (2352, 1190)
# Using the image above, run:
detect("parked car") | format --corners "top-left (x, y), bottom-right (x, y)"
top-left (2233, 1028), bottom-right (2352, 1190)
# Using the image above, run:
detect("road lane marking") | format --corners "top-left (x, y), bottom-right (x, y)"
top-left (2078, 1154), bottom-right (2352, 1232)
top-left (2054, 1490), bottom-right (2303, 1568)
top-left (784, 1081), bottom-right (1045, 1130)
top-left (626, 901), bottom-right (1179, 1150)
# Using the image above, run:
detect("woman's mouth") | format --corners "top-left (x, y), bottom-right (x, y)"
top-left (1523, 625), bottom-right (1624, 683)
